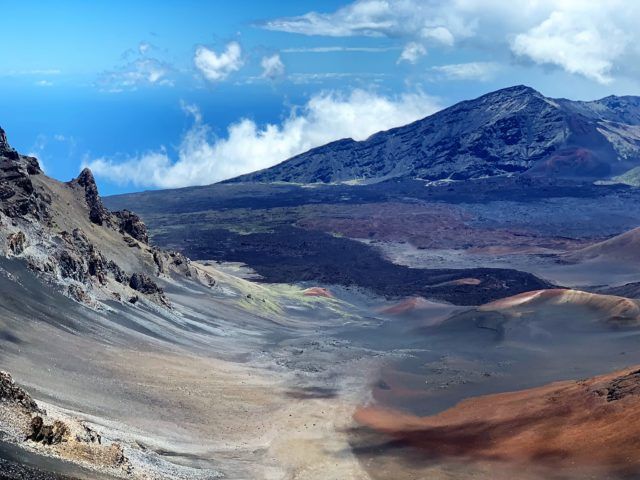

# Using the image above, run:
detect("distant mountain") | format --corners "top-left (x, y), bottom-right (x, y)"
top-left (228, 85), bottom-right (640, 184)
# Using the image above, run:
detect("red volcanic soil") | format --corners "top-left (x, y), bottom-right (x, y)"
top-left (379, 296), bottom-right (444, 315)
top-left (302, 287), bottom-right (333, 298)
top-left (354, 367), bottom-right (640, 477)
top-left (533, 147), bottom-right (609, 178)
top-left (479, 288), bottom-right (640, 326)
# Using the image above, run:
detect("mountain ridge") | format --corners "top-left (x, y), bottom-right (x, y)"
top-left (226, 85), bottom-right (640, 185)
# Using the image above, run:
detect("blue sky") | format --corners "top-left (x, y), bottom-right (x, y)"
top-left (1, 0), bottom-right (639, 195)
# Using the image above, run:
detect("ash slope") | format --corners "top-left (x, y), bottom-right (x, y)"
top-left (0, 126), bottom-right (391, 479)
top-left (229, 85), bottom-right (640, 184)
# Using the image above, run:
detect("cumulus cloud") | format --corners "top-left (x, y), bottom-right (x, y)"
top-left (85, 89), bottom-right (440, 188)
top-left (264, 0), bottom-right (640, 84)
top-left (194, 42), bottom-right (244, 82)
top-left (511, 9), bottom-right (628, 84)
top-left (398, 42), bottom-right (426, 64)
top-left (430, 62), bottom-right (500, 81)
top-left (260, 54), bottom-right (285, 79)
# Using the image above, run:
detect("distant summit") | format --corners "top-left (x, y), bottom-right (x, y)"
top-left (227, 85), bottom-right (640, 184)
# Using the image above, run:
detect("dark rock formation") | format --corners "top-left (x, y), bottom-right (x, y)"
top-left (0, 127), bottom-right (20, 161)
top-left (114, 209), bottom-right (148, 244)
top-left (71, 168), bottom-right (110, 226)
top-left (27, 417), bottom-right (68, 445)
top-left (129, 272), bottom-right (162, 295)
top-left (0, 371), bottom-right (39, 412)
top-left (0, 127), bottom-right (49, 222)
top-left (600, 369), bottom-right (640, 402)
top-left (129, 273), bottom-right (170, 306)
top-left (107, 260), bottom-right (128, 284)
top-left (228, 86), bottom-right (640, 184)
top-left (56, 229), bottom-right (129, 287)
top-left (168, 251), bottom-right (192, 277)
top-left (57, 250), bottom-right (86, 282)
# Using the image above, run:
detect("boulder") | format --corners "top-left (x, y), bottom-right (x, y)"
top-left (114, 209), bottom-right (148, 244)
top-left (129, 272), bottom-right (163, 295)
top-left (27, 416), bottom-right (68, 445)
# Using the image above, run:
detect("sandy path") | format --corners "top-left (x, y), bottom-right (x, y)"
top-left (92, 349), bottom-right (374, 479)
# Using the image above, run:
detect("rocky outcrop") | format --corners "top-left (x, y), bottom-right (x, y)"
top-left (129, 272), bottom-right (170, 306)
top-left (0, 128), bottom-right (212, 310)
top-left (114, 209), bottom-right (148, 244)
top-left (0, 371), bottom-right (39, 413)
top-left (71, 168), bottom-right (110, 226)
top-left (0, 127), bottom-right (49, 222)
top-left (129, 272), bottom-right (162, 294)
top-left (599, 369), bottom-right (640, 402)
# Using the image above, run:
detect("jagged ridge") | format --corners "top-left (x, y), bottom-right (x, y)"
top-left (0, 127), bottom-right (215, 309)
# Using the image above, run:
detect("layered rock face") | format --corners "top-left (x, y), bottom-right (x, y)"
top-left (230, 85), bottom-right (640, 184)
top-left (0, 128), bottom-right (50, 222)
top-left (0, 127), bottom-right (210, 309)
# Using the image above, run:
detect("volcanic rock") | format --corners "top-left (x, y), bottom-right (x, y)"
top-left (0, 371), bottom-right (39, 413)
top-left (27, 417), bottom-right (68, 445)
top-left (0, 127), bottom-right (49, 222)
top-left (114, 209), bottom-right (148, 244)
top-left (129, 272), bottom-right (162, 295)
top-left (599, 369), bottom-right (640, 402)
top-left (71, 168), bottom-right (110, 226)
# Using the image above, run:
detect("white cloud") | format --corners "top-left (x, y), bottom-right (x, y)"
top-left (263, 0), bottom-right (474, 42)
top-left (138, 42), bottom-right (152, 55)
top-left (511, 9), bottom-right (628, 84)
top-left (35, 79), bottom-right (54, 87)
top-left (194, 42), bottom-right (244, 82)
top-left (264, 0), bottom-right (640, 84)
top-left (430, 62), bottom-right (500, 81)
top-left (282, 46), bottom-right (397, 53)
top-left (288, 72), bottom-right (387, 84)
top-left (85, 89), bottom-right (440, 188)
top-left (1, 69), bottom-right (61, 77)
top-left (98, 58), bottom-right (173, 92)
top-left (398, 42), bottom-right (426, 64)
top-left (260, 54), bottom-right (285, 79)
